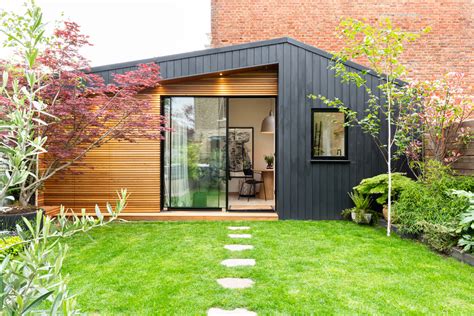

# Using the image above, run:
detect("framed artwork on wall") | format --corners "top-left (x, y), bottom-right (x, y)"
top-left (228, 127), bottom-right (254, 174)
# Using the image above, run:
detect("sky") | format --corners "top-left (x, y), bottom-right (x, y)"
top-left (0, 0), bottom-right (211, 67)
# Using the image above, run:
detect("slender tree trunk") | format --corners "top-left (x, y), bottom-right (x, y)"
top-left (387, 80), bottom-right (392, 237)
top-left (19, 192), bottom-right (29, 207)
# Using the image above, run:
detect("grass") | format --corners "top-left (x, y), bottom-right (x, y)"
top-left (63, 221), bottom-right (474, 314)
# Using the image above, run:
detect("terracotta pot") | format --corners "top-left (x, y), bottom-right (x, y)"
top-left (382, 205), bottom-right (389, 221)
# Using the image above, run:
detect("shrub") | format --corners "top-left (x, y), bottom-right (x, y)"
top-left (453, 190), bottom-right (474, 253)
top-left (394, 180), bottom-right (470, 252)
top-left (354, 173), bottom-right (415, 206)
top-left (418, 221), bottom-right (457, 253)
top-left (0, 236), bottom-right (23, 256)
top-left (441, 175), bottom-right (474, 193)
top-left (0, 189), bottom-right (128, 314)
top-left (422, 160), bottom-right (474, 193)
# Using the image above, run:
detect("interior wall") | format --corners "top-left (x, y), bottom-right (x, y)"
top-left (228, 97), bottom-right (275, 192)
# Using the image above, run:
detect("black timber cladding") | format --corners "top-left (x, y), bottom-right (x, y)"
top-left (91, 37), bottom-right (388, 220)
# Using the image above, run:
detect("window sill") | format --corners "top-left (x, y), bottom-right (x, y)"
top-left (309, 159), bottom-right (351, 163)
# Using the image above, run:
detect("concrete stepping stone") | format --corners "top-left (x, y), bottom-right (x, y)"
top-left (221, 259), bottom-right (256, 267)
top-left (224, 244), bottom-right (254, 251)
top-left (228, 226), bottom-right (250, 231)
top-left (208, 308), bottom-right (257, 316)
top-left (217, 278), bottom-right (254, 289)
top-left (228, 234), bottom-right (252, 239)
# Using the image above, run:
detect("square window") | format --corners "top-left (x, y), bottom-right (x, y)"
top-left (311, 109), bottom-right (347, 159)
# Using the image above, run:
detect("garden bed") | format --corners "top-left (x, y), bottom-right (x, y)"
top-left (378, 219), bottom-right (474, 266)
top-left (450, 248), bottom-right (474, 266)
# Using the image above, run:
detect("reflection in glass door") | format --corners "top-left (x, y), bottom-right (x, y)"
top-left (163, 97), bottom-right (227, 209)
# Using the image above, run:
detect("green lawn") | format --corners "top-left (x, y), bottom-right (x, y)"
top-left (63, 221), bottom-right (474, 314)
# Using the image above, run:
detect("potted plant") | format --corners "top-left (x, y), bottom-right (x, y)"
top-left (264, 155), bottom-right (274, 169)
top-left (342, 191), bottom-right (373, 224)
top-left (0, 204), bottom-right (41, 231)
top-left (354, 173), bottom-right (414, 220)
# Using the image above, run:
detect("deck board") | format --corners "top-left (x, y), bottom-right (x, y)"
top-left (44, 208), bottom-right (278, 221)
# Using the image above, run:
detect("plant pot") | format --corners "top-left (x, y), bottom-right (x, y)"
top-left (266, 164), bottom-right (273, 169)
top-left (0, 207), bottom-right (40, 231)
top-left (351, 211), bottom-right (372, 224)
top-left (382, 205), bottom-right (388, 220)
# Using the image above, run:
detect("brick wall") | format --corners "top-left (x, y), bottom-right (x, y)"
top-left (211, 0), bottom-right (473, 174)
top-left (211, 0), bottom-right (473, 91)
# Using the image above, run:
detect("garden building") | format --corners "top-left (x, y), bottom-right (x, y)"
top-left (43, 37), bottom-right (392, 220)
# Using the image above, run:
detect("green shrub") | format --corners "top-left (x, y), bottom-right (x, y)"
top-left (418, 221), bottom-right (457, 253)
top-left (422, 160), bottom-right (474, 193)
top-left (354, 173), bottom-right (414, 206)
top-left (394, 181), bottom-right (470, 253)
top-left (453, 190), bottom-right (474, 253)
top-left (0, 236), bottom-right (24, 256)
top-left (442, 175), bottom-right (474, 192)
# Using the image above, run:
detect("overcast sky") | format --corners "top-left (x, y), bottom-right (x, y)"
top-left (0, 0), bottom-right (211, 67)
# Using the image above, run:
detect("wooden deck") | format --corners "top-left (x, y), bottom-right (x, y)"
top-left (42, 207), bottom-right (278, 221)
top-left (121, 211), bottom-right (278, 221)
top-left (41, 205), bottom-right (62, 216)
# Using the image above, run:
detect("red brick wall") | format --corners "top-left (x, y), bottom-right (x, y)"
top-left (211, 0), bottom-right (473, 91)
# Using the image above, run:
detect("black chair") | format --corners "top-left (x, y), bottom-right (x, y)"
top-left (238, 169), bottom-right (266, 201)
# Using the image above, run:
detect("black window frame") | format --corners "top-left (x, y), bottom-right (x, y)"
top-left (310, 108), bottom-right (348, 161)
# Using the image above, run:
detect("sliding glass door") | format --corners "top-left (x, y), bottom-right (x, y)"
top-left (163, 97), bottom-right (227, 209)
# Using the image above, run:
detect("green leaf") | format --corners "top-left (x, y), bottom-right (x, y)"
top-left (95, 205), bottom-right (103, 221)
top-left (2, 71), bottom-right (8, 89)
top-left (51, 291), bottom-right (63, 315)
top-left (21, 216), bottom-right (36, 237)
top-left (106, 203), bottom-right (113, 215)
top-left (21, 291), bottom-right (54, 315)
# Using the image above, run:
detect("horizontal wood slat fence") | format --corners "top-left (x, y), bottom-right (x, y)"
top-left (452, 120), bottom-right (474, 175)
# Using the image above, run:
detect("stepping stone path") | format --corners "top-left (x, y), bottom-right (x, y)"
top-left (210, 226), bottom-right (257, 315)
top-left (221, 259), bottom-right (256, 267)
top-left (208, 308), bottom-right (257, 316)
top-left (228, 226), bottom-right (250, 231)
top-left (228, 234), bottom-right (252, 239)
top-left (224, 245), bottom-right (254, 251)
top-left (217, 278), bottom-right (254, 289)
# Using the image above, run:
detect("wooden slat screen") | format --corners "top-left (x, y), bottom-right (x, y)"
top-left (452, 120), bottom-right (474, 175)
top-left (42, 69), bottom-right (278, 213)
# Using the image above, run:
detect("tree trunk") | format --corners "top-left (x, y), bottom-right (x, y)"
top-left (386, 78), bottom-right (392, 237)
top-left (19, 190), bottom-right (34, 208)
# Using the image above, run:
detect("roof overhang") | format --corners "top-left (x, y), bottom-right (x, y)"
top-left (90, 37), bottom-right (405, 86)
top-left (158, 64), bottom-right (278, 85)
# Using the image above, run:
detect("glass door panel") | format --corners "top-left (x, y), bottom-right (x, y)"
top-left (163, 98), bottom-right (171, 208)
top-left (163, 97), bottom-right (227, 209)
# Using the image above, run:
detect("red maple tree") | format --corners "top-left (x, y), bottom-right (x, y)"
top-left (4, 21), bottom-right (167, 206)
